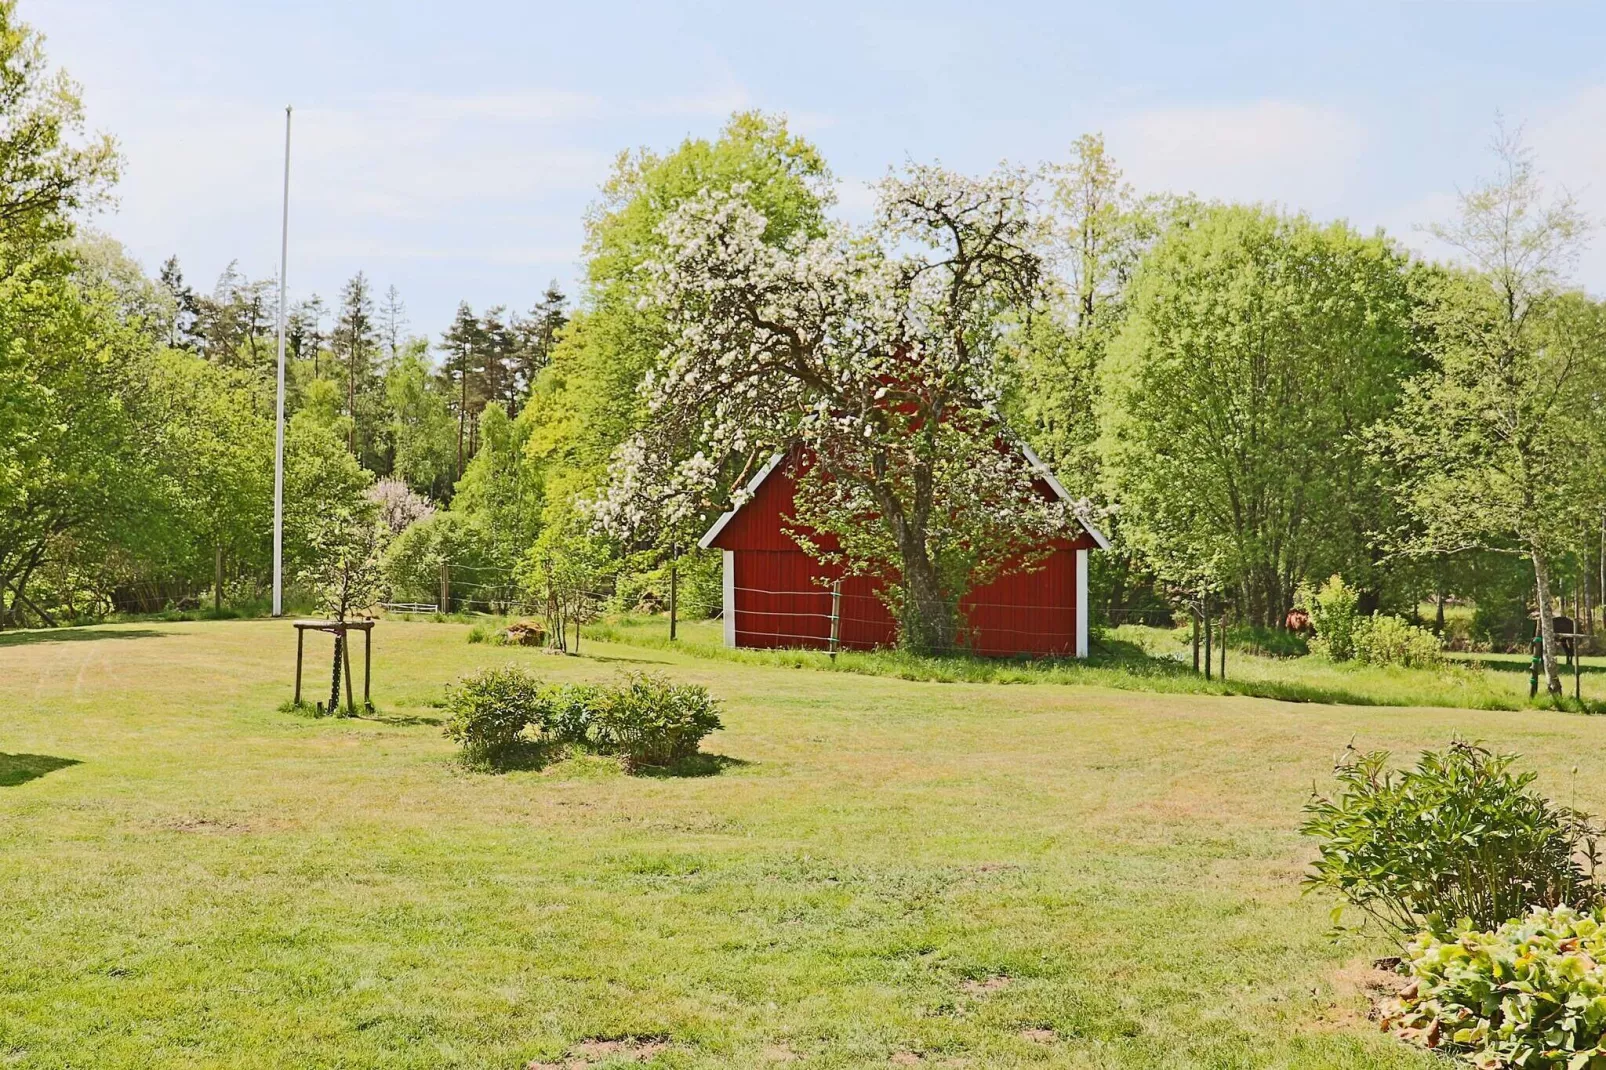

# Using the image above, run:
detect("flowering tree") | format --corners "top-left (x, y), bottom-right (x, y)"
top-left (595, 164), bottom-right (1079, 653)
top-left (365, 477), bottom-right (435, 535)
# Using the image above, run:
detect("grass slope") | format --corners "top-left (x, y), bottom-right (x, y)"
top-left (4, 619), bottom-right (1603, 1068)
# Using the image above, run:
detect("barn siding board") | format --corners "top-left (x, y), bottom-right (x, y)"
top-left (711, 451), bottom-right (1095, 657)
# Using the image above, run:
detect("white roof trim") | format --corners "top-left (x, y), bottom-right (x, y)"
top-left (1021, 444), bottom-right (1111, 550)
top-left (697, 452), bottom-right (785, 549)
top-left (697, 445), bottom-right (1111, 552)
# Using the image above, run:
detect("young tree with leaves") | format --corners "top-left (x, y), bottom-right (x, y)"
top-left (1372, 130), bottom-right (1606, 696)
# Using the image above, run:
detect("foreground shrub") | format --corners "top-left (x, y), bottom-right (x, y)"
top-left (1353, 613), bottom-right (1445, 668)
top-left (1382, 906), bottom-right (1606, 1068)
top-left (442, 666), bottom-right (541, 763)
top-left (531, 682), bottom-right (598, 747)
top-left (1302, 741), bottom-right (1600, 937)
top-left (588, 672), bottom-right (723, 768)
top-left (1298, 574), bottom-right (1361, 661)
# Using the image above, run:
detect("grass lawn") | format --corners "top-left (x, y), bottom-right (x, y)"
top-left (5, 621), bottom-right (1606, 1067)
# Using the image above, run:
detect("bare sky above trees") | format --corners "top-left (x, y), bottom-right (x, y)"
top-left (34, 0), bottom-right (1606, 330)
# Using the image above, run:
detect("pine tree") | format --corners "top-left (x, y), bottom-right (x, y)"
top-left (511, 280), bottom-right (567, 408)
top-left (335, 272), bottom-right (378, 457)
top-left (378, 284), bottom-right (407, 362)
top-left (440, 301), bottom-right (483, 481)
top-left (157, 255), bottom-right (200, 350)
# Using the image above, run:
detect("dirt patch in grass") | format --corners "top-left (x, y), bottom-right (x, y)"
top-left (525, 1035), bottom-right (670, 1069)
top-left (156, 815), bottom-right (254, 834)
top-left (960, 974), bottom-right (1010, 997)
top-left (1020, 1027), bottom-right (1057, 1044)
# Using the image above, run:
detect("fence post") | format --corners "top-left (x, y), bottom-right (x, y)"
top-left (829, 580), bottom-right (842, 660)
top-left (1191, 608), bottom-right (1200, 673)
top-left (669, 540), bottom-right (678, 642)
top-left (439, 560), bottom-right (450, 614)
top-left (1219, 609), bottom-right (1227, 680)
top-left (1203, 605), bottom-right (1213, 681)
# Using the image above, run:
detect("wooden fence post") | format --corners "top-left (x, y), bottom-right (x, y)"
top-left (829, 580), bottom-right (842, 660)
top-left (439, 561), bottom-right (450, 614)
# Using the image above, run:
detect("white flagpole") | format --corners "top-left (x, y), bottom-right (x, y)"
top-left (272, 106), bottom-right (292, 617)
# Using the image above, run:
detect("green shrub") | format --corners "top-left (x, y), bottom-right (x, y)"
top-left (1302, 741), bottom-right (1600, 938)
top-left (531, 683), bottom-right (598, 746)
top-left (1353, 613), bottom-right (1445, 668)
top-left (1382, 906), bottom-right (1606, 1068)
top-left (587, 672), bottom-right (723, 768)
top-left (1298, 574), bottom-right (1361, 661)
top-left (442, 666), bottom-right (541, 763)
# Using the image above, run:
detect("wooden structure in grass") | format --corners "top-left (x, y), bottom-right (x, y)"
top-left (293, 619), bottom-right (374, 713)
top-left (698, 447), bottom-right (1109, 658)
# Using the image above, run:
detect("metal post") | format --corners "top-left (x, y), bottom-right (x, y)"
top-left (272, 106), bottom-right (291, 618)
top-left (829, 580), bottom-right (841, 659)
top-left (669, 540), bottom-right (678, 642)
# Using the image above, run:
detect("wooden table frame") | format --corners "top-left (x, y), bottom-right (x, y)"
top-left (293, 619), bottom-right (374, 711)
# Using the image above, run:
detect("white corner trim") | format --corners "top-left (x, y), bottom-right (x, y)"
top-left (722, 550), bottom-right (736, 648)
top-left (697, 452), bottom-right (786, 550)
top-left (1021, 443), bottom-right (1112, 551)
top-left (1075, 547), bottom-right (1090, 659)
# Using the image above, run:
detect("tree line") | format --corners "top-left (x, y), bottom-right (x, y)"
top-left (3, 0), bottom-right (1603, 696)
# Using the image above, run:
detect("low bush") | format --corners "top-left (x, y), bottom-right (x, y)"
top-left (1353, 613), bottom-right (1445, 668)
top-left (1382, 906), bottom-right (1606, 1068)
top-left (442, 665), bottom-right (543, 763)
top-left (1298, 574), bottom-right (1361, 661)
top-left (588, 672), bottom-right (723, 768)
top-left (1302, 741), bottom-right (1601, 938)
top-left (441, 669), bottom-right (721, 770)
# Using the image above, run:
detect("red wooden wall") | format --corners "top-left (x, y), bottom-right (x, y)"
top-left (709, 455), bottom-right (1093, 657)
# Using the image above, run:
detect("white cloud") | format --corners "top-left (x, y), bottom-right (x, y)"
top-left (1107, 100), bottom-right (1368, 216)
top-left (1533, 85), bottom-right (1606, 294)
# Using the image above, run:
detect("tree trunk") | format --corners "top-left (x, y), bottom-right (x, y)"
top-left (214, 544), bottom-right (224, 613)
top-left (897, 543), bottom-right (957, 655)
top-left (1434, 588), bottom-right (1446, 636)
top-left (1532, 548), bottom-right (1563, 698)
top-left (328, 633), bottom-right (344, 714)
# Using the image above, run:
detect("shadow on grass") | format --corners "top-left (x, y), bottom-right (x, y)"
top-left (363, 712), bottom-right (444, 727)
top-left (0, 753), bottom-right (81, 787)
top-left (634, 753), bottom-right (750, 779)
top-left (1461, 655), bottom-right (1606, 677)
top-left (0, 627), bottom-right (165, 648)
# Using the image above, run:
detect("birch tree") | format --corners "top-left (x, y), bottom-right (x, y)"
top-left (1372, 128), bottom-right (1605, 696)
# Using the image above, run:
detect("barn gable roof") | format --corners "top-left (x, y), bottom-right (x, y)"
top-left (697, 447), bottom-right (1111, 551)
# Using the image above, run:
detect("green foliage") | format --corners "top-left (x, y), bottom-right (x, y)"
top-left (1301, 741), bottom-right (1600, 938)
top-left (440, 668), bottom-right (720, 770)
top-left (1297, 575), bottom-right (1361, 661)
top-left (1353, 613), bottom-right (1444, 668)
top-left (585, 672), bottom-right (723, 769)
top-left (1383, 906), bottom-right (1606, 1069)
top-left (520, 509), bottom-right (611, 652)
top-left (441, 665), bottom-right (543, 764)
top-left (1099, 206), bottom-right (1415, 625)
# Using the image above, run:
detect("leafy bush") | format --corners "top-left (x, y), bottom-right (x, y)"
top-left (442, 666), bottom-right (542, 763)
top-left (441, 670), bottom-right (720, 770)
top-left (1353, 613), bottom-right (1445, 668)
top-left (1298, 574), bottom-right (1361, 661)
top-left (1302, 741), bottom-right (1600, 937)
top-left (1382, 906), bottom-right (1606, 1068)
top-left (587, 672), bottom-right (723, 768)
top-left (531, 683), bottom-right (598, 747)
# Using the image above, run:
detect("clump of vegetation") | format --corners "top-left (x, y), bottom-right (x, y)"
top-left (1298, 575), bottom-right (1361, 662)
top-left (1353, 612), bottom-right (1445, 668)
top-left (587, 673), bottom-right (724, 768)
top-left (1381, 905), bottom-right (1606, 1068)
top-left (441, 667), bottom-right (722, 771)
top-left (441, 666), bottom-right (544, 764)
top-left (1302, 741), bottom-right (1601, 938)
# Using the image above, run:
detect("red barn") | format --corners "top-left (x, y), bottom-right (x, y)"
top-left (698, 447), bottom-right (1108, 658)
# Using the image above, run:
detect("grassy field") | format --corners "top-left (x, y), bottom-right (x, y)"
top-left (5, 621), bottom-right (1606, 1068)
top-left (583, 615), bottom-right (1606, 712)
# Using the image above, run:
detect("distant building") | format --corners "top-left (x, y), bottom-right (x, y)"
top-left (698, 447), bottom-right (1108, 658)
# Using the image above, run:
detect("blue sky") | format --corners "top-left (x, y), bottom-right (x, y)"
top-left (35, 0), bottom-right (1606, 338)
